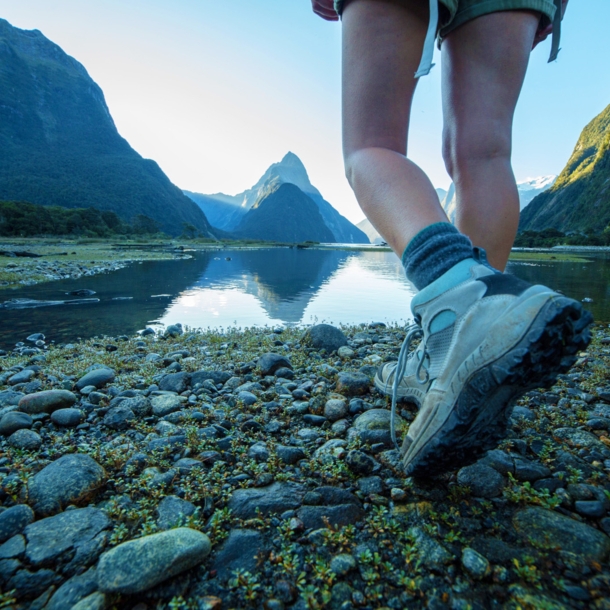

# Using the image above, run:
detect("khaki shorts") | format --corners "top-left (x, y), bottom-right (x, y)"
top-left (334, 0), bottom-right (557, 38)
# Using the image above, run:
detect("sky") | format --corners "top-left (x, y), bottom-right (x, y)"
top-left (1, 0), bottom-right (609, 224)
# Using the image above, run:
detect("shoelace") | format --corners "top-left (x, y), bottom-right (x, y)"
top-left (390, 321), bottom-right (430, 450)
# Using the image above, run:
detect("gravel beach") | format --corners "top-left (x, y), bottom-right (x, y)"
top-left (0, 321), bottom-right (609, 609)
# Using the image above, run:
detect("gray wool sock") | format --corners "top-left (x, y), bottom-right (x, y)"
top-left (401, 223), bottom-right (473, 290)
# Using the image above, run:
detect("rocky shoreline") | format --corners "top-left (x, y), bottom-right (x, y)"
top-left (0, 322), bottom-right (609, 609)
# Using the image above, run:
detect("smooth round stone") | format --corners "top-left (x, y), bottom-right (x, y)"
top-left (457, 463), bottom-right (505, 499)
top-left (330, 553), bottom-right (356, 576)
top-left (151, 395), bottom-right (183, 417)
top-left (461, 547), bottom-right (491, 579)
top-left (305, 324), bottom-right (348, 353)
top-left (238, 391), bottom-right (258, 406)
top-left (8, 369), bottom-right (36, 385)
top-left (257, 353), bottom-right (292, 376)
top-left (0, 411), bottom-right (33, 436)
top-left (79, 385), bottom-right (97, 395)
top-left (97, 528), bottom-right (211, 594)
top-left (18, 390), bottom-right (77, 415)
top-left (324, 399), bottom-right (348, 421)
top-left (8, 428), bottom-right (42, 450)
top-left (0, 504), bottom-right (34, 543)
top-left (27, 454), bottom-right (106, 516)
top-left (335, 372), bottom-right (370, 397)
top-left (337, 346), bottom-right (355, 359)
top-left (75, 368), bottom-right (115, 391)
top-left (103, 406), bottom-right (135, 430)
top-left (575, 500), bottom-right (606, 518)
top-left (51, 408), bottom-right (84, 427)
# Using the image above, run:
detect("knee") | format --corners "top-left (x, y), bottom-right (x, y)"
top-left (442, 124), bottom-right (511, 180)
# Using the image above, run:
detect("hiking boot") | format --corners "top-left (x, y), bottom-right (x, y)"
top-left (374, 323), bottom-right (430, 408)
top-left (393, 255), bottom-right (593, 477)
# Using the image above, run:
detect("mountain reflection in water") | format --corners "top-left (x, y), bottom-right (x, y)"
top-left (0, 248), bottom-right (607, 348)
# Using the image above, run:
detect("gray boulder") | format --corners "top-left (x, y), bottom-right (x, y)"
top-left (51, 408), bottom-right (83, 428)
top-left (0, 411), bottom-right (32, 436)
top-left (18, 390), bottom-right (76, 414)
top-left (8, 429), bottom-right (41, 450)
top-left (159, 372), bottom-right (191, 394)
top-left (228, 482), bottom-right (305, 519)
top-left (103, 406), bottom-right (135, 430)
top-left (151, 395), bottom-right (183, 417)
top-left (75, 368), bottom-right (115, 391)
top-left (97, 528), bottom-right (211, 594)
top-left (0, 505), bottom-right (34, 543)
top-left (24, 508), bottom-right (111, 569)
top-left (257, 353), bottom-right (292, 376)
top-left (304, 324), bottom-right (348, 353)
top-left (27, 454), bottom-right (106, 516)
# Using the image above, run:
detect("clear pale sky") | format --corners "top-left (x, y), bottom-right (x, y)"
top-left (1, 1), bottom-right (609, 224)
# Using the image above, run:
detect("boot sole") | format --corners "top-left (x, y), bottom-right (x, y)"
top-left (402, 296), bottom-right (593, 477)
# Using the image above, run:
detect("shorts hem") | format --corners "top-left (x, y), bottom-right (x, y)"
top-left (439, 0), bottom-right (556, 39)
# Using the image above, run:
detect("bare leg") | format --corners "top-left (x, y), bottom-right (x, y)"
top-left (342, 0), bottom-right (449, 257)
top-left (442, 11), bottom-right (539, 270)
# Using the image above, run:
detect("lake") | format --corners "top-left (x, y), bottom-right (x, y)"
top-left (0, 247), bottom-right (608, 348)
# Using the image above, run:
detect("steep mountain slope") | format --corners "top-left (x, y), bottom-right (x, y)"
top-left (234, 183), bottom-right (335, 243)
top-left (0, 19), bottom-right (215, 237)
top-left (520, 104), bottom-right (610, 232)
top-left (186, 152), bottom-right (369, 243)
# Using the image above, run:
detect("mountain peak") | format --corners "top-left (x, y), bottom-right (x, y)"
top-left (280, 151), bottom-right (305, 169)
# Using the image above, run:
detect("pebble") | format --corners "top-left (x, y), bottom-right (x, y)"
top-left (228, 482), bottom-right (305, 519)
top-left (513, 507), bottom-right (610, 562)
top-left (51, 408), bottom-right (83, 427)
top-left (0, 411), bottom-right (32, 436)
top-left (75, 368), bottom-right (115, 390)
top-left (211, 529), bottom-right (265, 579)
top-left (103, 406), bottom-right (135, 430)
top-left (8, 428), bottom-right (42, 450)
top-left (8, 369), bottom-right (36, 385)
top-left (97, 528), bottom-right (211, 594)
top-left (457, 463), bottom-right (505, 499)
top-left (461, 547), bottom-right (491, 579)
top-left (335, 372), bottom-right (370, 396)
top-left (324, 398), bottom-right (348, 421)
top-left (258, 353), bottom-right (292, 376)
top-left (151, 394), bottom-right (183, 417)
top-left (156, 496), bottom-right (197, 530)
top-left (346, 450), bottom-right (375, 475)
top-left (330, 553), bottom-right (356, 576)
top-left (27, 454), bottom-right (106, 516)
top-left (305, 323), bottom-right (348, 352)
top-left (0, 505), bottom-right (34, 543)
top-left (18, 389), bottom-right (77, 414)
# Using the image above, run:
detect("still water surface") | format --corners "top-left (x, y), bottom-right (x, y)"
top-left (0, 248), bottom-right (608, 348)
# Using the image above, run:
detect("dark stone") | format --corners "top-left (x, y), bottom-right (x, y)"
top-left (276, 445), bottom-right (306, 465)
top-left (357, 476), bottom-right (384, 496)
top-left (274, 367), bottom-right (294, 380)
top-left (18, 390), bottom-right (76, 414)
top-left (297, 504), bottom-right (364, 530)
top-left (346, 450), bottom-right (375, 475)
top-left (228, 482), bottom-right (305, 519)
top-left (305, 324), bottom-right (348, 353)
top-left (0, 505), bottom-right (34, 543)
top-left (46, 566), bottom-right (98, 610)
top-left (191, 370), bottom-right (232, 388)
top-left (302, 414), bottom-right (326, 426)
top-left (75, 368), bottom-right (115, 391)
top-left (248, 442), bottom-right (270, 462)
top-left (533, 478), bottom-right (563, 494)
top-left (257, 353), bottom-right (292, 376)
top-left (159, 372), bottom-right (191, 394)
top-left (147, 435), bottom-right (187, 453)
top-left (335, 372), bottom-right (370, 397)
top-left (103, 406), bottom-right (135, 430)
top-left (24, 508), bottom-right (111, 569)
top-left (7, 567), bottom-right (57, 599)
top-left (8, 428), bottom-right (41, 450)
top-left (513, 508), bottom-right (610, 561)
top-left (8, 369), bottom-right (36, 385)
top-left (0, 411), bottom-right (32, 436)
top-left (0, 534), bottom-right (25, 559)
top-left (97, 528), bottom-right (211, 594)
top-left (574, 500), bottom-right (606, 518)
top-left (211, 529), bottom-right (265, 580)
top-left (457, 463), bottom-right (505, 499)
top-left (471, 538), bottom-right (524, 565)
top-left (238, 391), bottom-right (257, 406)
top-left (119, 395), bottom-right (152, 417)
top-left (315, 487), bottom-right (360, 506)
top-left (27, 454), bottom-right (106, 516)
top-left (151, 395), bottom-right (183, 417)
top-left (156, 496), bottom-right (197, 530)
top-left (51, 408), bottom-right (83, 428)
top-left (0, 390), bottom-right (25, 408)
